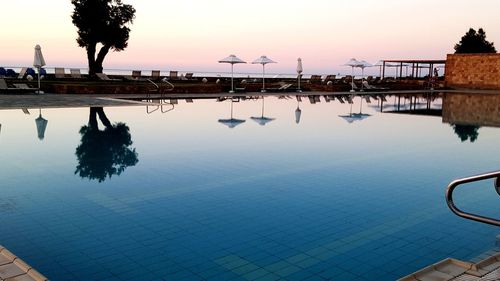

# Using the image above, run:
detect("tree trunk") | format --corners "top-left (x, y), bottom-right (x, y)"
top-left (87, 44), bottom-right (97, 77)
top-left (94, 45), bottom-right (111, 76)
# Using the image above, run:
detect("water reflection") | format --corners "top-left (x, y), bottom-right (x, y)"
top-left (35, 109), bottom-right (48, 140)
top-left (451, 124), bottom-right (480, 143)
top-left (75, 107), bottom-right (138, 182)
top-left (250, 96), bottom-right (275, 126)
top-left (218, 98), bottom-right (246, 128)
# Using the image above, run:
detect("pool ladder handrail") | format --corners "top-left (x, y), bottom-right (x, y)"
top-left (445, 170), bottom-right (500, 226)
top-left (146, 79), bottom-right (175, 114)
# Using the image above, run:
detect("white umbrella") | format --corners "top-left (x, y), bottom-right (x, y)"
top-left (35, 109), bottom-right (48, 140)
top-left (33, 44), bottom-right (46, 94)
top-left (343, 58), bottom-right (362, 92)
top-left (252, 56), bottom-right (276, 93)
top-left (296, 58), bottom-right (303, 93)
top-left (218, 55), bottom-right (246, 93)
top-left (358, 60), bottom-right (373, 91)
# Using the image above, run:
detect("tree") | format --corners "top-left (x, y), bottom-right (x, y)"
top-left (452, 124), bottom-right (480, 143)
top-left (71, 0), bottom-right (136, 76)
top-left (454, 28), bottom-right (496, 54)
top-left (75, 107), bottom-right (138, 182)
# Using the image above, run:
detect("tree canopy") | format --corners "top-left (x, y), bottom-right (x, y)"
top-left (71, 0), bottom-right (136, 76)
top-left (454, 28), bottom-right (496, 54)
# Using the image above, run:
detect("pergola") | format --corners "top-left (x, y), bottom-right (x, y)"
top-left (382, 59), bottom-right (446, 79)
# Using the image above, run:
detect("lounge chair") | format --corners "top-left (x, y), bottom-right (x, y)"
top-left (296, 96), bottom-right (302, 102)
top-left (18, 67), bottom-right (28, 79)
top-left (169, 71), bottom-right (178, 80)
top-left (309, 75), bottom-right (322, 83)
top-left (336, 96), bottom-right (345, 104)
top-left (364, 96), bottom-right (371, 103)
top-left (185, 98), bottom-right (193, 103)
top-left (170, 99), bottom-right (178, 104)
top-left (22, 108), bottom-right (30, 114)
top-left (185, 73), bottom-right (193, 79)
top-left (151, 70), bottom-right (161, 80)
top-left (70, 68), bottom-right (82, 79)
top-left (0, 78), bottom-right (34, 94)
top-left (55, 67), bottom-right (66, 79)
top-left (362, 81), bottom-right (388, 90)
top-left (324, 75), bottom-right (336, 83)
top-left (96, 73), bottom-right (112, 81)
top-left (132, 70), bottom-right (141, 79)
top-left (278, 84), bottom-right (292, 91)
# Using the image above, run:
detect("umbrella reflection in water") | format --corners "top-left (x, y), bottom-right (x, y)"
top-left (218, 98), bottom-right (245, 129)
top-left (35, 109), bottom-right (48, 140)
top-left (250, 96), bottom-right (275, 126)
top-left (295, 99), bottom-right (302, 124)
top-left (339, 95), bottom-right (371, 123)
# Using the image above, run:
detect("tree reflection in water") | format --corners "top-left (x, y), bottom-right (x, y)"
top-left (75, 107), bottom-right (138, 182)
top-left (452, 124), bottom-right (480, 143)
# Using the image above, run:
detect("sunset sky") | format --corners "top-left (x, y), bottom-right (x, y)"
top-left (2, 0), bottom-right (500, 75)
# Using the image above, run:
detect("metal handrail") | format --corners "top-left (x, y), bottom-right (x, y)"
top-left (445, 170), bottom-right (500, 226)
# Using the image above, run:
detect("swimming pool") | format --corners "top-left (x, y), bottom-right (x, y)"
top-left (0, 94), bottom-right (499, 280)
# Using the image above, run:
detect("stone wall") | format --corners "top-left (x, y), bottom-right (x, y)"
top-left (442, 93), bottom-right (500, 127)
top-left (445, 53), bottom-right (500, 89)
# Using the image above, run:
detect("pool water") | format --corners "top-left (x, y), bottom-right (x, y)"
top-left (0, 95), bottom-right (499, 280)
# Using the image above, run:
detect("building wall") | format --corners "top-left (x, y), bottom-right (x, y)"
top-left (443, 93), bottom-right (500, 127)
top-left (445, 53), bottom-right (500, 90)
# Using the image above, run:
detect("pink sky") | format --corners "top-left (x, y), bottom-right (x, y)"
top-left (2, 0), bottom-right (500, 75)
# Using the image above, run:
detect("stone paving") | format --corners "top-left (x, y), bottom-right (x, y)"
top-left (0, 246), bottom-right (48, 281)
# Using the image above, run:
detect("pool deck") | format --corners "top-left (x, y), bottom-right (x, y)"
top-left (0, 89), bottom-right (453, 110)
top-left (0, 246), bottom-right (48, 281)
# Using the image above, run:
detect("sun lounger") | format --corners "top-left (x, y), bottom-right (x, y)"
top-left (151, 70), bottom-right (161, 80)
top-left (18, 67), bottom-right (28, 79)
top-left (364, 96), bottom-right (371, 103)
top-left (70, 68), bottom-right (82, 79)
top-left (323, 95), bottom-right (331, 102)
top-left (309, 75), bottom-right (322, 83)
top-left (170, 99), bottom-right (178, 104)
top-left (296, 96), bottom-right (302, 102)
top-left (13, 83), bottom-right (31, 89)
top-left (132, 70), bottom-right (141, 79)
top-left (169, 71), bottom-right (178, 80)
top-left (96, 73), bottom-right (112, 81)
top-left (185, 73), bottom-right (193, 79)
top-left (22, 108), bottom-right (30, 114)
top-left (55, 67), bottom-right (66, 79)
top-left (380, 95), bottom-right (387, 102)
top-left (0, 78), bottom-right (35, 94)
top-left (185, 98), bottom-right (193, 103)
top-left (324, 75), bottom-right (336, 83)
top-left (336, 96), bottom-right (345, 104)
top-left (362, 80), bottom-right (388, 91)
